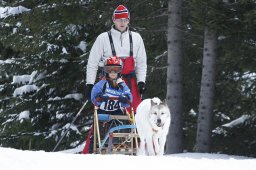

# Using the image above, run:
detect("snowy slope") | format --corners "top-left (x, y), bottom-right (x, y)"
top-left (0, 147), bottom-right (255, 170)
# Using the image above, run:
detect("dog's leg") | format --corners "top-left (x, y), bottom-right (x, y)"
top-left (153, 135), bottom-right (160, 155)
top-left (135, 121), bottom-right (147, 156)
top-left (145, 137), bottom-right (155, 156)
top-left (137, 138), bottom-right (146, 155)
top-left (158, 136), bottom-right (167, 156)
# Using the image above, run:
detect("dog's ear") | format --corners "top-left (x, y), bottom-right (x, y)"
top-left (151, 99), bottom-right (156, 107)
top-left (162, 99), bottom-right (168, 106)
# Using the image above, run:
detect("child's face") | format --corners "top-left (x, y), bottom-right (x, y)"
top-left (109, 72), bottom-right (118, 79)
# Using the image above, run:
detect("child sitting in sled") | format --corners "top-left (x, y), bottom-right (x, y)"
top-left (91, 56), bottom-right (132, 115)
top-left (82, 56), bottom-right (132, 154)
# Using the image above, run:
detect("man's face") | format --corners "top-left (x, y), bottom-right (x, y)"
top-left (113, 18), bottom-right (129, 32)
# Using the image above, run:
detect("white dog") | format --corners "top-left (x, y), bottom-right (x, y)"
top-left (135, 97), bottom-right (171, 156)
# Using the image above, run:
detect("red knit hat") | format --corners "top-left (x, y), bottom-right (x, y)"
top-left (113, 5), bottom-right (130, 20)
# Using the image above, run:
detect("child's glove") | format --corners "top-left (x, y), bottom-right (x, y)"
top-left (117, 78), bottom-right (124, 89)
top-left (95, 92), bottom-right (109, 102)
top-left (116, 78), bottom-right (123, 84)
top-left (118, 94), bottom-right (129, 104)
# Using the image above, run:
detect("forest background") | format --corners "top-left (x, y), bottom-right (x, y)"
top-left (0, 0), bottom-right (256, 157)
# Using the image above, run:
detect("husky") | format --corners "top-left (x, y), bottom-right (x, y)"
top-left (135, 97), bottom-right (171, 156)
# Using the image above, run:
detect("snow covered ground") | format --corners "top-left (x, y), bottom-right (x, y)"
top-left (0, 6), bottom-right (30, 18)
top-left (0, 147), bottom-right (255, 170)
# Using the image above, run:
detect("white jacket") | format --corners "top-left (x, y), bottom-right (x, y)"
top-left (86, 27), bottom-right (147, 84)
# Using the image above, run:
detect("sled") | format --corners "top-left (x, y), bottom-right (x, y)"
top-left (93, 98), bottom-right (139, 155)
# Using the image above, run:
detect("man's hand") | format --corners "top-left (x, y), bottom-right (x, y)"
top-left (86, 84), bottom-right (94, 100)
top-left (138, 82), bottom-right (146, 94)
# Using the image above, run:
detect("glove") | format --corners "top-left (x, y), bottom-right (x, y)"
top-left (116, 78), bottom-right (124, 84)
top-left (95, 92), bottom-right (109, 102)
top-left (118, 94), bottom-right (129, 104)
top-left (138, 82), bottom-right (146, 94)
top-left (117, 78), bottom-right (124, 89)
top-left (86, 84), bottom-right (94, 100)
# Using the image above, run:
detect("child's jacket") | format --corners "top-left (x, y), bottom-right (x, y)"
top-left (91, 79), bottom-right (132, 111)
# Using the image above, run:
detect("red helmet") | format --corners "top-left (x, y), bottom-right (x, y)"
top-left (104, 56), bottom-right (122, 66)
top-left (103, 56), bottom-right (123, 74)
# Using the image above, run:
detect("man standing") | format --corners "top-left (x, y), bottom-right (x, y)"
top-left (86, 5), bottom-right (147, 111)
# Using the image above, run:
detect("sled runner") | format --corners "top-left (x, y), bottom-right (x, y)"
top-left (92, 97), bottom-right (139, 155)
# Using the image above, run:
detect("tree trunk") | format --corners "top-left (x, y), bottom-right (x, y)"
top-left (196, 27), bottom-right (217, 152)
top-left (166, 0), bottom-right (183, 154)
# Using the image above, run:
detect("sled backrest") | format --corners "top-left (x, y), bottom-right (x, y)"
top-left (98, 114), bottom-right (131, 122)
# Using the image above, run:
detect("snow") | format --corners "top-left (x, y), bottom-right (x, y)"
top-left (48, 96), bottom-right (62, 101)
top-left (12, 27), bottom-right (18, 34)
top-left (189, 109), bottom-right (197, 116)
top-left (62, 123), bottom-right (81, 135)
top-left (60, 58), bottom-right (68, 63)
top-left (12, 71), bottom-right (38, 84)
top-left (64, 93), bottom-right (83, 101)
top-left (48, 93), bottom-right (83, 101)
top-left (65, 24), bottom-right (81, 36)
top-left (213, 126), bottom-right (227, 135)
top-left (61, 47), bottom-right (68, 54)
top-left (0, 6), bottom-right (30, 18)
top-left (218, 35), bottom-right (226, 40)
top-left (1, 114), bottom-right (17, 125)
top-left (222, 115), bottom-right (250, 128)
top-left (76, 41), bottom-right (87, 52)
top-left (16, 22), bottom-right (22, 27)
top-left (0, 147), bottom-right (255, 170)
top-left (0, 85), bottom-right (4, 92)
top-left (213, 114), bottom-right (250, 135)
top-left (12, 75), bottom-right (31, 84)
top-left (47, 43), bottom-right (59, 52)
top-left (13, 85), bottom-right (39, 97)
top-left (0, 59), bottom-right (16, 64)
top-left (18, 110), bottom-right (30, 120)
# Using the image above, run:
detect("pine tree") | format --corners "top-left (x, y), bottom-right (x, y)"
top-left (0, 0), bottom-right (171, 151)
top-left (0, 0), bottom-right (95, 151)
top-left (196, 27), bottom-right (217, 152)
top-left (211, 0), bottom-right (256, 156)
top-left (1, 0), bottom-right (256, 156)
top-left (166, 0), bottom-right (184, 153)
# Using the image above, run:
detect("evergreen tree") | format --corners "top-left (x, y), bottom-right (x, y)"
top-left (189, 0), bottom-right (256, 155)
top-left (196, 27), bottom-right (217, 153)
top-left (166, 0), bottom-right (184, 153)
top-left (0, 0), bottom-right (170, 151)
top-left (0, 0), bottom-right (95, 151)
top-left (211, 0), bottom-right (256, 156)
top-left (1, 0), bottom-right (256, 156)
